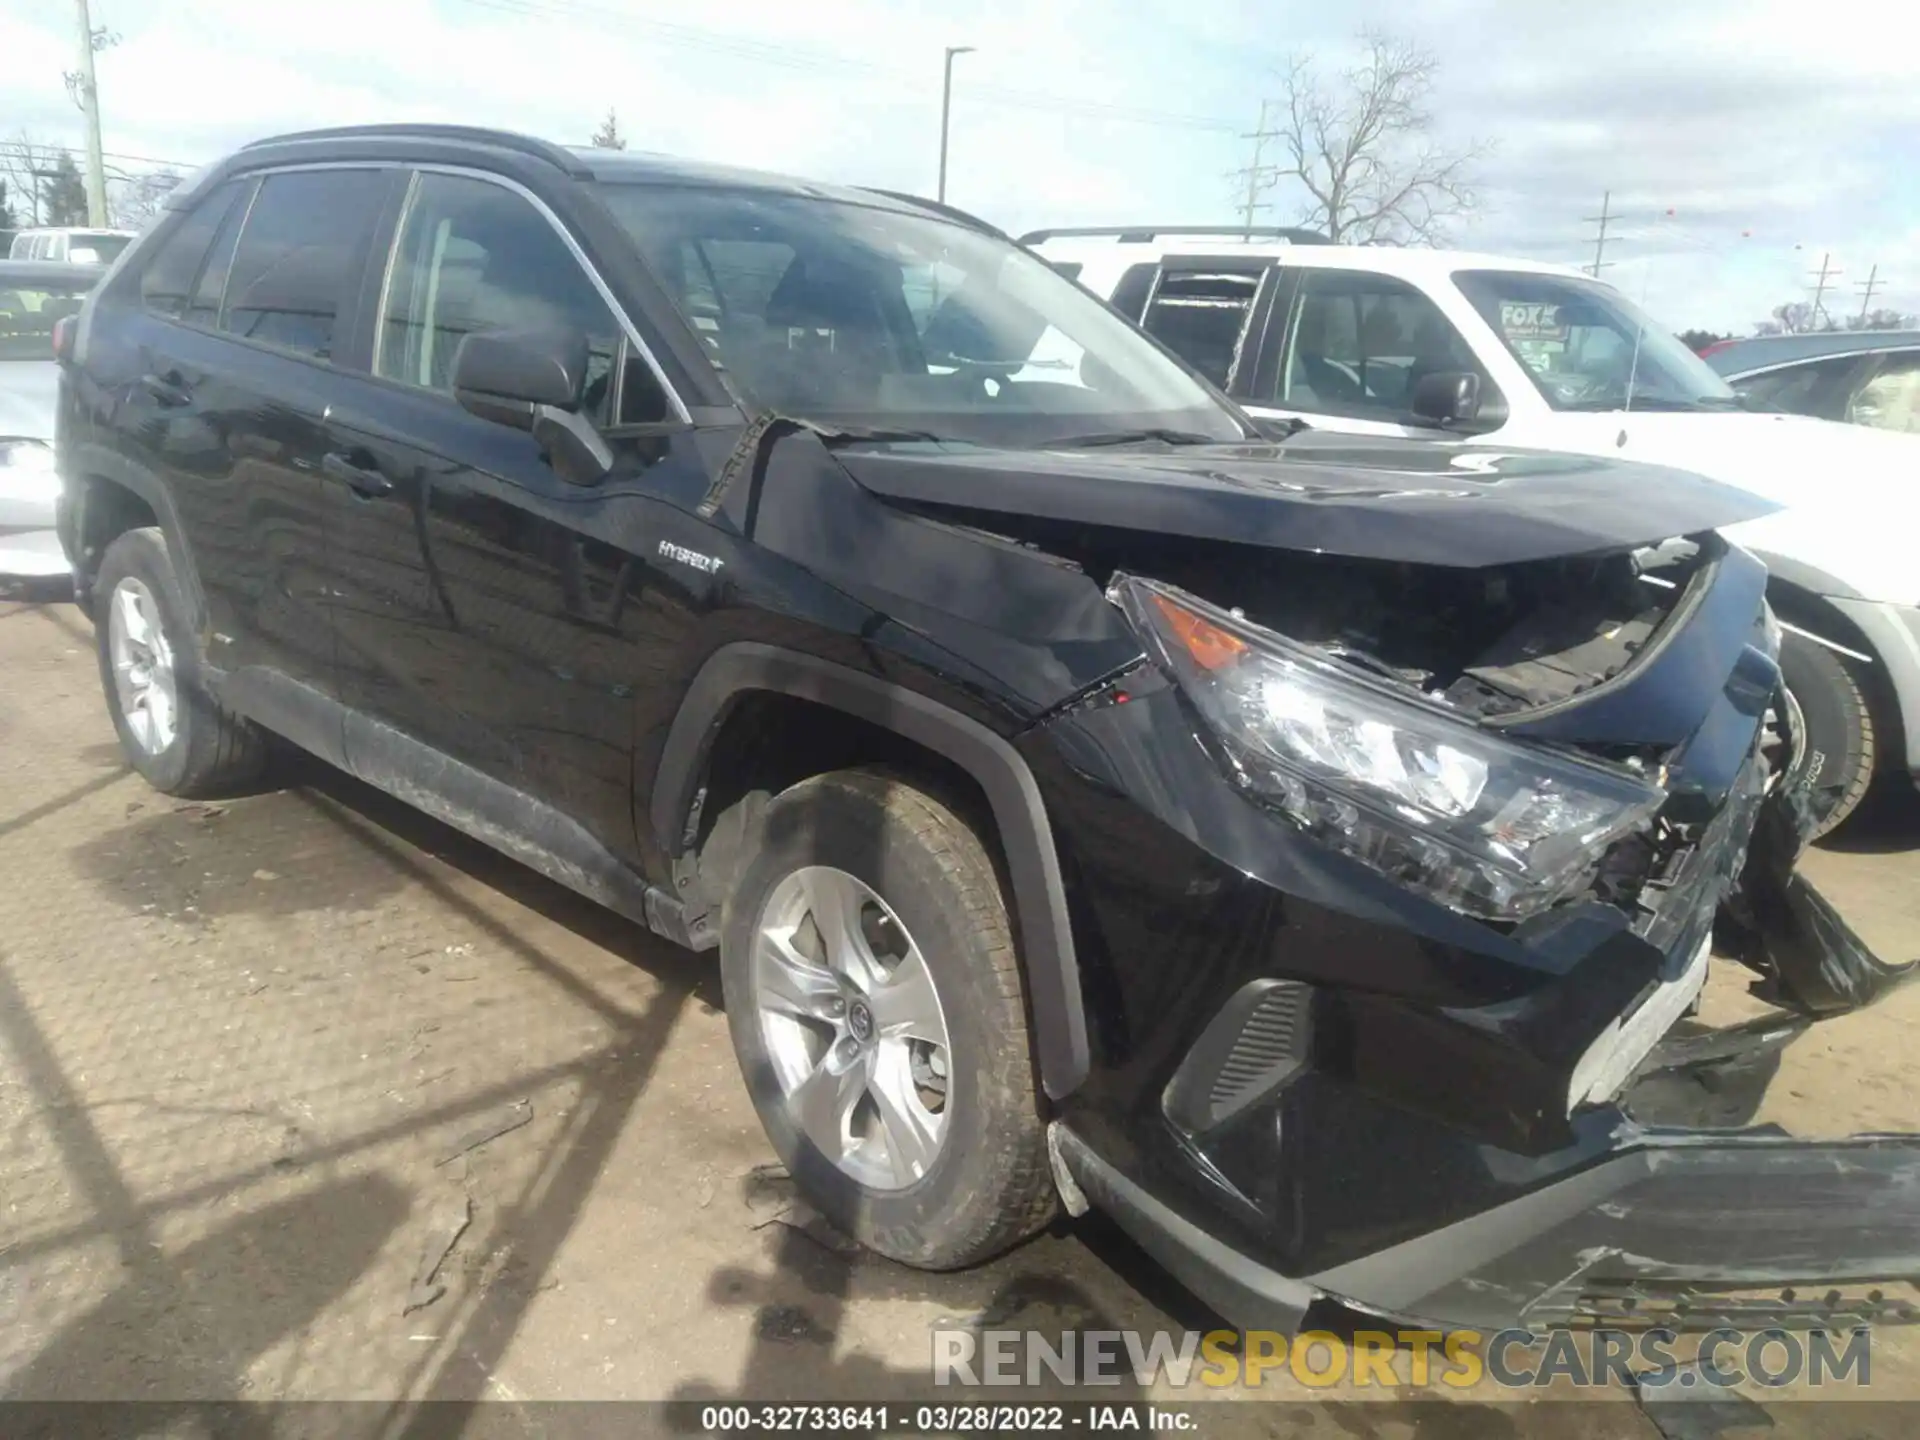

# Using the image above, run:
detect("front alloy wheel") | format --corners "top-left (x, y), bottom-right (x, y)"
top-left (752, 865), bottom-right (952, 1191)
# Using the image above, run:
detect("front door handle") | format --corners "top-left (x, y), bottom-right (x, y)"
top-left (139, 371), bottom-right (192, 407)
top-left (321, 451), bottom-right (394, 498)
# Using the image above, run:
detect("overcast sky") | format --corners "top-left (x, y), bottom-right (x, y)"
top-left (4, 0), bottom-right (1915, 331)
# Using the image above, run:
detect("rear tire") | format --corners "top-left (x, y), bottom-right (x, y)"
top-left (719, 767), bottom-right (1056, 1270)
top-left (1777, 629), bottom-right (1875, 840)
top-left (94, 527), bottom-right (267, 797)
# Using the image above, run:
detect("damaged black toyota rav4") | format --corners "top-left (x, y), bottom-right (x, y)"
top-left (58, 126), bottom-right (1916, 1333)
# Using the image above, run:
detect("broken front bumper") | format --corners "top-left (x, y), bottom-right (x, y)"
top-left (1045, 699), bottom-right (1918, 1336)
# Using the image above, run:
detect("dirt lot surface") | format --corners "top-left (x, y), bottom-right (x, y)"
top-left (2, 586), bottom-right (1917, 1436)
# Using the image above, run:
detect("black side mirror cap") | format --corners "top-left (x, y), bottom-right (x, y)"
top-left (451, 328), bottom-right (612, 486)
top-left (1409, 370), bottom-right (1482, 427)
top-left (452, 328), bottom-right (590, 427)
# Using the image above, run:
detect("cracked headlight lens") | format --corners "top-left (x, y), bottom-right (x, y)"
top-left (1113, 574), bottom-right (1665, 921)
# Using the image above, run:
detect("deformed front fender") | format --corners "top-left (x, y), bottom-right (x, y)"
top-left (650, 641), bottom-right (1092, 1100)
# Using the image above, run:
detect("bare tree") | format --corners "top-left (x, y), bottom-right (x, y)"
top-left (1757, 300), bottom-right (1840, 336)
top-left (1847, 307), bottom-right (1919, 331)
top-left (0, 132), bottom-right (64, 228)
top-left (1257, 31), bottom-right (1486, 244)
top-left (108, 167), bottom-right (183, 230)
top-left (589, 109), bottom-right (627, 150)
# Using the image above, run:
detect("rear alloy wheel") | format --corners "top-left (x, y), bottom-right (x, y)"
top-left (720, 768), bottom-right (1056, 1269)
top-left (1777, 628), bottom-right (1876, 840)
top-left (94, 527), bottom-right (267, 797)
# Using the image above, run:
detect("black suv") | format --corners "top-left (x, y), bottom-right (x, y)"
top-left (56, 126), bottom-right (1918, 1333)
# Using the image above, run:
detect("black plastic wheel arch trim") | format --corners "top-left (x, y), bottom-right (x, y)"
top-left (652, 641), bottom-right (1091, 1099)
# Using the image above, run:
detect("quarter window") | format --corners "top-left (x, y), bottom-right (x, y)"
top-left (377, 172), bottom-right (668, 426)
top-left (1276, 270), bottom-right (1490, 422)
top-left (221, 168), bottom-right (389, 361)
top-left (139, 184), bottom-right (242, 319)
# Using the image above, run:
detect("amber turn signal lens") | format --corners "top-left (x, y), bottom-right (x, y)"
top-left (1150, 592), bottom-right (1248, 671)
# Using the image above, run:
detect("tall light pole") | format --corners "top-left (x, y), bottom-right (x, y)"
top-left (937, 45), bottom-right (975, 203)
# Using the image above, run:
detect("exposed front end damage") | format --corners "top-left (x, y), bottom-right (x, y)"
top-left (1002, 505), bottom-right (1917, 1337)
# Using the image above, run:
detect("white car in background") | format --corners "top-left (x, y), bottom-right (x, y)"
top-left (1030, 226), bottom-right (1920, 836)
top-left (1, 260), bottom-right (103, 582)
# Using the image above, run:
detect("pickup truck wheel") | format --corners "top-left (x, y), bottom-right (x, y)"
top-left (720, 768), bottom-right (1056, 1270)
top-left (1777, 629), bottom-right (1875, 840)
top-left (94, 528), bottom-right (267, 797)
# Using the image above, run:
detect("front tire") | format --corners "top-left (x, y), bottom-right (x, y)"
top-left (720, 768), bottom-right (1056, 1270)
top-left (1777, 628), bottom-right (1876, 840)
top-left (94, 527), bottom-right (267, 797)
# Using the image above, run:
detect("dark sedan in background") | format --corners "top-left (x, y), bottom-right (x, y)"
top-left (1705, 330), bottom-right (1920, 435)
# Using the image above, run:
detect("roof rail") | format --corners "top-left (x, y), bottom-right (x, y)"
top-left (856, 187), bottom-right (1007, 239)
top-left (240, 124), bottom-right (593, 177)
top-left (1017, 224), bottom-right (1329, 246)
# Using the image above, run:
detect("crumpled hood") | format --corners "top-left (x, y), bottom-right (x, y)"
top-left (835, 431), bottom-right (1780, 568)
top-left (0, 362), bottom-right (59, 443)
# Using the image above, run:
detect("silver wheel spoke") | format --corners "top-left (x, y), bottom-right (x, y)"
top-left (108, 577), bottom-right (177, 755)
top-left (790, 1044), bottom-right (872, 1160)
top-left (800, 868), bottom-right (881, 989)
top-left (146, 682), bottom-right (175, 751)
top-left (868, 951), bottom-right (945, 1045)
top-left (869, 1044), bottom-right (941, 1186)
top-left (757, 928), bottom-right (843, 1021)
top-left (115, 584), bottom-right (151, 647)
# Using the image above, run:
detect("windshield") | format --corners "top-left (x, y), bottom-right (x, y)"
top-left (0, 278), bottom-right (94, 360)
top-left (1453, 270), bottom-right (1739, 413)
top-left (595, 184), bottom-right (1246, 446)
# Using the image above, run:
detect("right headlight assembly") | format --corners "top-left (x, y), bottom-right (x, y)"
top-left (1110, 574), bottom-right (1666, 922)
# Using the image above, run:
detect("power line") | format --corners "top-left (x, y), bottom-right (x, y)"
top-left (1582, 190), bottom-right (1613, 276)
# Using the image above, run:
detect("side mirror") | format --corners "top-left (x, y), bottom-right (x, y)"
top-left (1409, 371), bottom-right (1482, 427)
top-left (452, 328), bottom-right (612, 486)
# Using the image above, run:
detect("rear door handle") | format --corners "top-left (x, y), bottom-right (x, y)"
top-left (139, 371), bottom-right (192, 407)
top-left (321, 450), bottom-right (394, 498)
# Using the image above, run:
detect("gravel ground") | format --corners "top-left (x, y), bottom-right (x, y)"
top-left (1, 583), bottom-right (1916, 1436)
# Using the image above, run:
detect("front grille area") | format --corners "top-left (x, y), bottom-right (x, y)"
top-left (1164, 978), bottom-right (1313, 1132)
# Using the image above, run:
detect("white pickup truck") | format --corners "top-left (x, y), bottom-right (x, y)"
top-left (1027, 226), bottom-right (1920, 836)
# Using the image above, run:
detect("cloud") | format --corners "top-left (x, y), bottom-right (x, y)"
top-left (2, 0), bottom-right (1912, 331)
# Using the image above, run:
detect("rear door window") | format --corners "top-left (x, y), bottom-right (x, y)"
top-left (220, 168), bottom-right (389, 362)
top-left (1140, 267), bottom-right (1261, 388)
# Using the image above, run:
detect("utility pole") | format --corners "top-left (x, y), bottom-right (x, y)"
top-left (1232, 100), bottom-right (1279, 237)
top-left (1855, 263), bottom-right (1881, 326)
top-left (936, 45), bottom-right (975, 203)
top-left (1808, 251), bottom-right (1840, 330)
top-left (73, 0), bottom-right (109, 226)
top-left (1582, 191), bottom-right (1613, 276)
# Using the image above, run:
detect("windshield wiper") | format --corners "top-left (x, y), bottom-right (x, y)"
top-left (1040, 428), bottom-right (1221, 448)
top-left (806, 422), bottom-right (949, 446)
